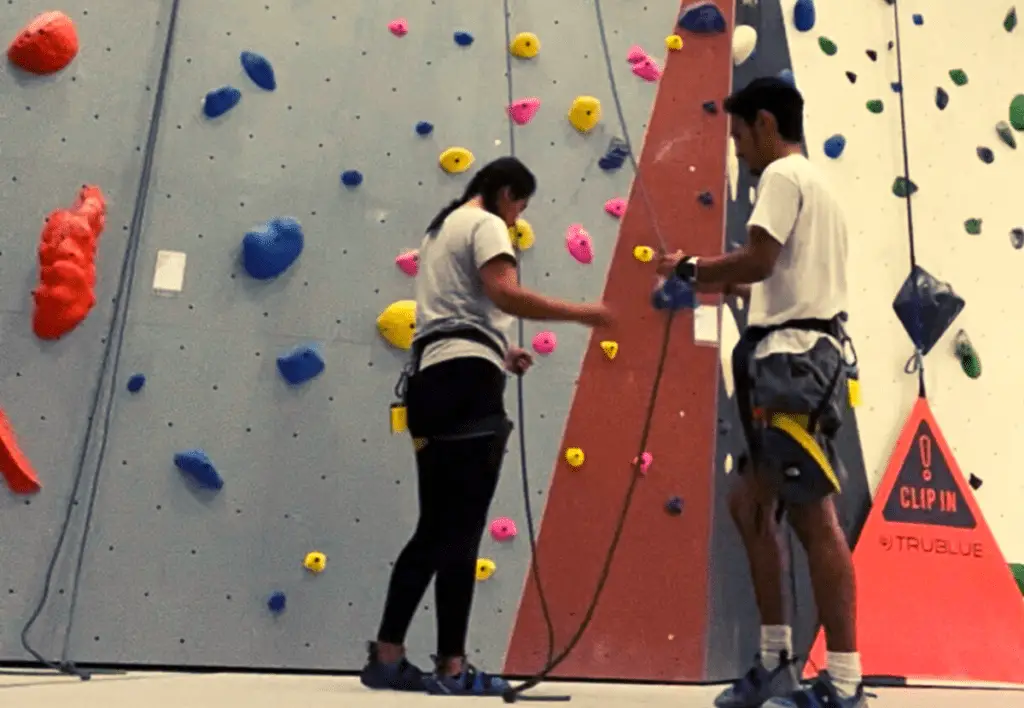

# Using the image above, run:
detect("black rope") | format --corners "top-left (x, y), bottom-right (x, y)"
top-left (0, 0), bottom-right (183, 680)
top-left (889, 0), bottom-right (926, 399)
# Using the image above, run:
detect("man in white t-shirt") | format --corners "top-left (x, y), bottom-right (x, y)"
top-left (657, 77), bottom-right (866, 708)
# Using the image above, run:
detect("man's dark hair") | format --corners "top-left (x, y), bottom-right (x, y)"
top-left (723, 77), bottom-right (805, 143)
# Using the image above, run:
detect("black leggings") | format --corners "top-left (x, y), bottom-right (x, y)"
top-left (376, 356), bottom-right (509, 658)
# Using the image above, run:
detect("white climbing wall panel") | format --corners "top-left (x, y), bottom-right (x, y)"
top-left (0, 0), bottom-right (675, 671)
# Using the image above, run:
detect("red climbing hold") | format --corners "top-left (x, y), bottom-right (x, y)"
top-left (7, 11), bottom-right (79, 75)
top-left (33, 185), bottom-right (107, 340)
top-left (0, 408), bottom-right (40, 495)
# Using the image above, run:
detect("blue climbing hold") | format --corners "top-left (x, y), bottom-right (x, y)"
top-left (277, 344), bottom-right (325, 385)
top-left (665, 496), bottom-right (684, 516)
top-left (977, 146), bottom-right (995, 164)
top-left (651, 277), bottom-right (696, 311)
top-left (454, 31), bottom-right (474, 46)
top-left (678, 1), bottom-right (727, 34)
top-left (242, 217), bottom-right (304, 280)
top-left (240, 51), bottom-right (276, 91)
top-left (935, 87), bottom-right (949, 110)
top-left (174, 449), bottom-right (223, 490)
top-left (702, 100), bottom-right (718, 114)
top-left (341, 170), bottom-right (363, 187)
top-left (127, 373), bottom-right (146, 393)
top-left (415, 121), bottom-right (434, 136)
top-left (823, 134), bottom-right (846, 159)
top-left (598, 137), bottom-right (630, 171)
top-left (267, 591), bottom-right (287, 613)
top-left (912, 13), bottom-right (923, 25)
top-left (203, 86), bottom-right (241, 119)
top-left (778, 69), bottom-right (796, 88)
top-left (698, 191), bottom-right (714, 206)
top-left (793, 0), bottom-right (816, 32)
top-left (891, 82), bottom-right (902, 93)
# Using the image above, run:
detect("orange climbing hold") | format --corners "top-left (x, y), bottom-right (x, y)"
top-left (7, 11), bottom-right (79, 75)
top-left (0, 408), bottom-right (40, 494)
top-left (33, 185), bottom-right (107, 340)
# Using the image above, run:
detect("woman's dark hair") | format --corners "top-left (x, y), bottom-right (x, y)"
top-left (425, 156), bottom-right (537, 235)
top-left (723, 76), bottom-right (805, 143)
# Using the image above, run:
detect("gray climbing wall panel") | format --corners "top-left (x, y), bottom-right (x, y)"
top-left (1, 0), bottom-right (679, 671)
top-left (0, 0), bottom-right (168, 662)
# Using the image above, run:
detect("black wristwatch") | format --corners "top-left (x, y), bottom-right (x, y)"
top-left (674, 256), bottom-right (699, 283)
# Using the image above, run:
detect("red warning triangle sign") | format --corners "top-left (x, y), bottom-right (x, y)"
top-left (804, 397), bottom-right (1024, 685)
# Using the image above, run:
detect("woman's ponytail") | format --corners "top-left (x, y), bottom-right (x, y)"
top-left (425, 197), bottom-right (466, 235)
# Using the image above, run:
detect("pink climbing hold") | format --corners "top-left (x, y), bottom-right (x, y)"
top-left (508, 97), bottom-right (541, 125)
top-left (634, 451), bottom-right (653, 474)
top-left (395, 249), bottom-right (418, 276)
top-left (565, 224), bottom-right (593, 264)
top-left (388, 18), bottom-right (408, 36)
top-left (604, 197), bottom-right (627, 218)
top-left (632, 57), bottom-right (662, 82)
top-left (532, 330), bottom-right (557, 355)
top-left (626, 45), bottom-right (647, 63)
top-left (490, 517), bottom-right (517, 541)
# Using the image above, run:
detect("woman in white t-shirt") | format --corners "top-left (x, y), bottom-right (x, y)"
top-left (361, 157), bottom-right (613, 696)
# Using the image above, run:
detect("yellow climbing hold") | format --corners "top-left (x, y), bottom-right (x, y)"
top-left (476, 558), bottom-right (497, 581)
top-left (377, 300), bottom-right (416, 350)
top-left (568, 96), bottom-right (602, 133)
top-left (665, 35), bottom-right (683, 51)
top-left (565, 447), bottom-right (585, 468)
top-left (600, 340), bottom-right (619, 360)
top-left (439, 146), bottom-right (474, 174)
top-left (633, 245), bottom-right (654, 263)
top-left (509, 32), bottom-right (540, 58)
top-left (509, 218), bottom-right (535, 250)
top-left (303, 551), bottom-right (327, 574)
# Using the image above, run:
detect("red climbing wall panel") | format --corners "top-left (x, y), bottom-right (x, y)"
top-left (503, 5), bottom-right (734, 682)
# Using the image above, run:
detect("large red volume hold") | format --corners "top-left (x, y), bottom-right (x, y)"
top-left (7, 11), bottom-right (79, 75)
top-left (33, 185), bottom-right (106, 340)
top-left (0, 408), bottom-right (41, 494)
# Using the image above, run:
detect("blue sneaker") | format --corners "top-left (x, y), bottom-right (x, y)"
top-left (713, 653), bottom-right (800, 708)
top-left (423, 660), bottom-right (510, 696)
top-left (359, 642), bottom-right (427, 692)
top-left (763, 670), bottom-right (870, 707)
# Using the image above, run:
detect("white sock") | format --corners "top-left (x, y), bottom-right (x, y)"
top-left (826, 651), bottom-right (862, 698)
top-left (759, 625), bottom-right (792, 670)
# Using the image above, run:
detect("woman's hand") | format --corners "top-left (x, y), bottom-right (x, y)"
top-left (504, 346), bottom-right (534, 375)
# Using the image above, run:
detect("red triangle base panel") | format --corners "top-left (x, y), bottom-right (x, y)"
top-left (804, 397), bottom-right (1024, 685)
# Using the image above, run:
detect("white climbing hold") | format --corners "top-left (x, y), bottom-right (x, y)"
top-left (732, 25), bottom-right (757, 66)
top-left (726, 137), bottom-right (739, 202)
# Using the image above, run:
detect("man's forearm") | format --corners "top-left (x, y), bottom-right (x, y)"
top-left (689, 249), bottom-right (767, 286)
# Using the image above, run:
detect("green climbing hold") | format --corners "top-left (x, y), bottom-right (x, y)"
top-left (964, 218), bottom-right (982, 235)
top-left (996, 121), bottom-right (1017, 148)
top-left (866, 99), bottom-right (884, 114)
top-left (955, 330), bottom-right (981, 379)
top-left (948, 68), bottom-right (968, 86)
top-left (892, 176), bottom-right (917, 198)
top-left (1006, 6), bottom-right (1018, 32)
top-left (1011, 563), bottom-right (1024, 595)
top-left (1010, 94), bottom-right (1024, 131)
top-left (818, 37), bottom-right (838, 55)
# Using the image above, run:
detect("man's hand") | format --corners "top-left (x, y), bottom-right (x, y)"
top-left (656, 250), bottom-right (686, 278)
top-left (504, 346), bottom-right (534, 375)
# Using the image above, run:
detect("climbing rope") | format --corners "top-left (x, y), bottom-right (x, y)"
top-left (501, 0), bottom-right (678, 701)
top-left (0, 0), bottom-right (183, 681)
top-left (889, 0), bottom-right (928, 399)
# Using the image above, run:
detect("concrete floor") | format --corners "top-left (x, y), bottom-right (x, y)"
top-left (0, 671), bottom-right (1022, 707)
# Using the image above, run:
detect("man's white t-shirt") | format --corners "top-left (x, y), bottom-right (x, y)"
top-left (744, 153), bottom-right (849, 358)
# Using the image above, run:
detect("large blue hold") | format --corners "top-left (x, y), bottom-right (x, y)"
top-left (174, 449), bottom-right (223, 490)
top-left (277, 344), bottom-right (325, 385)
top-left (203, 86), bottom-right (241, 118)
top-left (824, 134), bottom-right (846, 159)
top-left (793, 0), bottom-right (816, 32)
top-left (678, 1), bottom-right (727, 34)
top-left (241, 51), bottom-right (276, 90)
top-left (651, 277), bottom-right (696, 311)
top-left (242, 217), bottom-right (304, 280)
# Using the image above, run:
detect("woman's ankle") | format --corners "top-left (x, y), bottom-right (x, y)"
top-left (375, 641), bottom-right (405, 664)
top-left (437, 654), bottom-right (465, 677)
